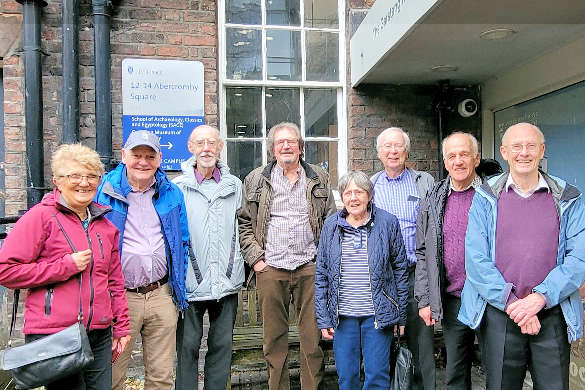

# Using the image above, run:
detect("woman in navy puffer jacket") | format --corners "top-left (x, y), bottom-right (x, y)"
top-left (315, 171), bottom-right (408, 390)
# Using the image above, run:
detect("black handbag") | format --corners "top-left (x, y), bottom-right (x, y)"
top-left (390, 333), bottom-right (413, 390)
top-left (0, 215), bottom-right (94, 389)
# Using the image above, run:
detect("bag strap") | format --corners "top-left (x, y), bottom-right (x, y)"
top-left (7, 289), bottom-right (20, 347)
top-left (53, 214), bottom-right (84, 322)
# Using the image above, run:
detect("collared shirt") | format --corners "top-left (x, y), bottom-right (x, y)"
top-left (505, 173), bottom-right (549, 198)
top-left (448, 174), bottom-right (482, 195)
top-left (194, 165), bottom-right (221, 185)
top-left (373, 169), bottom-right (419, 265)
top-left (121, 179), bottom-right (168, 289)
top-left (264, 163), bottom-right (316, 270)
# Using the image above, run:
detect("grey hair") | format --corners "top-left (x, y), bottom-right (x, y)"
top-left (441, 132), bottom-right (479, 158)
top-left (267, 122), bottom-right (304, 160)
top-left (338, 171), bottom-right (374, 199)
top-left (376, 127), bottom-right (411, 152)
top-left (188, 125), bottom-right (223, 143)
top-left (501, 122), bottom-right (545, 145)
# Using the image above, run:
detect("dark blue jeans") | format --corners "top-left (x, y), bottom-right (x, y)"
top-left (333, 315), bottom-right (393, 390)
top-left (26, 326), bottom-right (113, 390)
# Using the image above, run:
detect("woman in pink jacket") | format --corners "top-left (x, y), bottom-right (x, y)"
top-left (0, 144), bottom-right (131, 390)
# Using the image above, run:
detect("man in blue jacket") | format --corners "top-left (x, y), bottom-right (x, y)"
top-left (459, 122), bottom-right (585, 390)
top-left (95, 130), bottom-right (189, 390)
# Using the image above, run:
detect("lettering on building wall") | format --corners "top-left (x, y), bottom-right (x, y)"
top-left (372, 0), bottom-right (408, 38)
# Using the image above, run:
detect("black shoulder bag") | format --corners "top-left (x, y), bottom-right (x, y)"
top-left (0, 215), bottom-right (94, 389)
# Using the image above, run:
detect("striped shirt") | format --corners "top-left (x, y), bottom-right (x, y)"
top-left (373, 169), bottom-right (420, 265)
top-left (264, 163), bottom-right (316, 270)
top-left (338, 218), bottom-right (375, 316)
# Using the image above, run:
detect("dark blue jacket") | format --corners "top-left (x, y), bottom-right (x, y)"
top-left (95, 164), bottom-right (189, 311)
top-left (315, 206), bottom-right (409, 330)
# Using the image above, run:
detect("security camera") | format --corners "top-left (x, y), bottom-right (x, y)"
top-left (458, 99), bottom-right (478, 117)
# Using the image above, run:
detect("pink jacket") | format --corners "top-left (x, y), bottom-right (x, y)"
top-left (0, 190), bottom-right (130, 338)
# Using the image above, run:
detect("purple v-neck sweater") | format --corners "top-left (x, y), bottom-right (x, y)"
top-left (443, 188), bottom-right (476, 297)
top-left (495, 189), bottom-right (559, 300)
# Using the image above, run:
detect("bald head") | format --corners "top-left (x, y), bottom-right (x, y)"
top-left (189, 125), bottom-right (221, 143)
top-left (502, 122), bottom-right (545, 146)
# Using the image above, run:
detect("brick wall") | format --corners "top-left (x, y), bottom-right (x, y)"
top-left (1, 0), bottom-right (218, 214)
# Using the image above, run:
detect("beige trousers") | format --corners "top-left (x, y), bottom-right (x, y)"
top-left (112, 283), bottom-right (178, 390)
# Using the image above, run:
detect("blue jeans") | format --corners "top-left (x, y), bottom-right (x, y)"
top-left (333, 316), bottom-right (393, 390)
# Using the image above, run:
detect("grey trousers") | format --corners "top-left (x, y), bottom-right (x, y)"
top-left (175, 293), bottom-right (238, 390)
top-left (478, 304), bottom-right (570, 390)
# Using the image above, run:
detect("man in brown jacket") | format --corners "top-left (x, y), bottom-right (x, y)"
top-left (238, 122), bottom-right (336, 390)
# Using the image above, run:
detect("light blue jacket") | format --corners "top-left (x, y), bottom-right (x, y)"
top-left (458, 171), bottom-right (585, 342)
top-left (172, 158), bottom-right (244, 301)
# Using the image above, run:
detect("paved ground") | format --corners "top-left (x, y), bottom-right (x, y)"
top-left (122, 313), bottom-right (534, 389)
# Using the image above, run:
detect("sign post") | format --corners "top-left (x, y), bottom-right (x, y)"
top-left (122, 59), bottom-right (204, 170)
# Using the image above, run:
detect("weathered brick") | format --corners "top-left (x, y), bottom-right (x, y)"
top-left (4, 102), bottom-right (22, 114)
top-left (183, 35), bottom-right (215, 46)
top-left (4, 153), bottom-right (23, 165)
top-left (156, 45), bottom-right (189, 57)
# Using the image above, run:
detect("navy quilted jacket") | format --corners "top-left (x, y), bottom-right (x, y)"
top-left (315, 206), bottom-right (409, 330)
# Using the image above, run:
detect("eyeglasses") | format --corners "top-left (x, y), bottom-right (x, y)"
top-left (507, 143), bottom-right (540, 153)
top-left (381, 143), bottom-right (406, 151)
top-left (275, 138), bottom-right (299, 147)
top-left (342, 189), bottom-right (368, 198)
top-left (59, 174), bottom-right (101, 185)
top-left (192, 138), bottom-right (218, 148)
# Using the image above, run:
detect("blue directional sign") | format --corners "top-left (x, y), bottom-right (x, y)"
top-left (122, 59), bottom-right (204, 170)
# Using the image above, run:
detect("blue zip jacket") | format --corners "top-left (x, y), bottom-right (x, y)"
top-left (315, 206), bottom-right (409, 330)
top-left (95, 163), bottom-right (189, 311)
top-left (458, 172), bottom-right (585, 342)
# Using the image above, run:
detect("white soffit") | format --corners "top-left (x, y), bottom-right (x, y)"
top-left (350, 0), bottom-right (585, 86)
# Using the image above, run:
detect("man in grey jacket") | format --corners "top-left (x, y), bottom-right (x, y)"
top-left (173, 125), bottom-right (244, 390)
top-left (415, 132), bottom-right (481, 390)
top-left (371, 127), bottom-right (435, 390)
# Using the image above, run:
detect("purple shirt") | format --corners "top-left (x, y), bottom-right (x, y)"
top-left (495, 189), bottom-right (559, 302)
top-left (120, 181), bottom-right (168, 289)
top-left (442, 187), bottom-right (475, 297)
top-left (194, 166), bottom-right (221, 185)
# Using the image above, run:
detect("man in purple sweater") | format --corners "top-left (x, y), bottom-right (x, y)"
top-left (459, 123), bottom-right (585, 390)
top-left (415, 132), bottom-right (481, 390)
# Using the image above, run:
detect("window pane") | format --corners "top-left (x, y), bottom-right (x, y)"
top-left (226, 0), bottom-right (261, 24)
top-left (267, 30), bottom-right (301, 81)
top-left (266, 0), bottom-right (300, 26)
top-left (226, 87), bottom-right (262, 138)
top-left (226, 28), bottom-right (262, 80)
top-left (305, 141), bottom-right (338, 186)
top-left (304, 0), bottom-right (338, 28)
top-left (265, 88), bottom-right (300, 132)
top-left (227, 141), bottom-right (263, 180)
top-left (306, 31), bottom-right (338, 82)
top-left (305, 89), bottom-right (337, 137)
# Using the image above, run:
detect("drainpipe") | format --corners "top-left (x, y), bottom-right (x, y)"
top-left (435, 80), bottom-right (450, 181)
top-left (17, 0), bottom-right (48, 208)
top-left (93, 0), bottom-right (114, 170)
top-left (62, 0), bottom-right (80, 143)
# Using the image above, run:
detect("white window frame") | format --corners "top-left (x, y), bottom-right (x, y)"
top-left (218, 0), bottom-right (347, 181)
